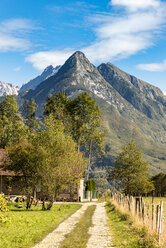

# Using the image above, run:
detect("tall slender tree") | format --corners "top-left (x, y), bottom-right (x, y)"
top-left (110, 140), bottom-right (154, 195)
top-left (0, 96), bottom-right (24, 148)
top-left (23, 98), bottom-right (38, 129)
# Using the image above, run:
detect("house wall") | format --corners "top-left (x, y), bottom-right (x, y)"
top-left (0, 175), bottom-right (22, 195)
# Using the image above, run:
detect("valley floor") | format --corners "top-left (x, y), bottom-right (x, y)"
top-left (0, 201), bottom-right (162, 248)
top-left (33, 202), bottom-right (113, 248)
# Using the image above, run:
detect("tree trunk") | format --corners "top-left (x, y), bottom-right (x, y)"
top-left (26, 194), bottom-right (31, 209)
top-left (47, 195), bottom-right (54, 210)
top-left (90, 191), bottom-right (92, 202)
top-left (86, 140), bottom-right (93, 181)
top-left (42, 198), bottom-right (46, 210)
top-left (33, 186), bottom-right (37, 202)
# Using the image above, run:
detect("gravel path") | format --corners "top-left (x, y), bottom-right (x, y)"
top-left (33, 202), bottom-right (113, 248)
top-left (33, 203), bottom-right (89, 248)
top-left (86, 203), bottom-right (113, 248)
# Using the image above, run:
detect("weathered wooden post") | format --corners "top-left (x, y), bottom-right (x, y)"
top-left (139, 197), bottom-right (142, 217)
top-left (127, 195), bottom-right (131, 211)
top-left (152, 203), bottom-right (155, 230)
top-left (147, 203), bottom-right (150, 222)
top-left (131, 196), bottom-right (134, 215)
top-left (156, 205), bottom-right (160, 233)
top-left (142, 201), bottom-right (145, 223)
top-left (135, 197), bottom-right (139, 216)
top-left (158, 201), bottom-right (163, 245)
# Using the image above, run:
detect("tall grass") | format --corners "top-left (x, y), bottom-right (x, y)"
top-left (106, 201), bottom-right (159, 248)
top-left (111, 197), bottom-right (166, 247)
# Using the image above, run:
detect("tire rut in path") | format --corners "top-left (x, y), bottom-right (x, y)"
top-left (86, 203), bottom-right (113, 248)
top-left (33, 203), bottom-right (89, 248)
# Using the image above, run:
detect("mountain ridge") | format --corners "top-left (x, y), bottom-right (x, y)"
top-left (19, 65), bottom-right (61, 93)
top-left (0, 81), bottom-right (19, 97)
top-left (20, 51), bottom-right (166, 174)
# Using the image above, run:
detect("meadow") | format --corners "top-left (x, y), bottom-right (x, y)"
top-left (0, 203), bottom-right (80, 248)
top-left (143, 197), bottom-right (166, 218)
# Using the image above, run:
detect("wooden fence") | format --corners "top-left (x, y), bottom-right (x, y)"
top-left (112, 193), bottom-right (164, 244)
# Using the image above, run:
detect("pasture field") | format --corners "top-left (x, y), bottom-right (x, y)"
top-left (143, 197), bottom-right (166, 218)
top-left (0, 203), bottom-right (80, 248)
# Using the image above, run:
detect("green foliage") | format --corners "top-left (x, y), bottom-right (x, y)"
top-left (35, 115), bottom-right (86, 206)
top-left (2, 92), bottom-right (103, 209)
top-left (70, 92), bottom-right (101, 147)
top-left (85, 179), bottom-right (96, 192)
top-left (0, 95), bottom-right (24, 148)
top-left (23, 98), bottom-right (38, 129)
top-left (151, 173), bottom-right (166, 196)
top-left (0, 194), bottom-right (8, 212)
top-left (5, 114), bottom-right (86, 209)
top-left (110, 140), bottom-right (154, 195)
top-left (44, 92), bottom-right (72, 132)
top-left (44, 92), bottom-right (106, 179)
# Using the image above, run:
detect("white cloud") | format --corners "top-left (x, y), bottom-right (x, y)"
top-left (0, 34), bottom-right (31, 52)
top-left (0, 18), bottom-right (35, 52)
top-left (83, 0), bottom-right (166, 64)
top-left (26, 50), bottom-right (74, 70)
top-left (0, 18), bottom-right (36, 33)
top-left (111, 0), bottom-right (160, 11)
top-left (26, 0), bottom-right (166, 69)
top-left (137, 60), bottom-right (166, 72)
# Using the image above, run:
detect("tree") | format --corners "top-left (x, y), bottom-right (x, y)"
top-left (44, 92), bottom-right (72, 133)
top-left (4, 141), bottom-right (46, 209)
top-left (0, 96), bottom-right (24, 148)
top-left (44, 92), bottom-right (105, 179)
top-left (151, 173), bottom-right (166, 196)
top-left (71, 92), bottom-right (102, 151)
top-left (23, 98), bottom-right (38, 129)
top-left (84, 128), bottom-right (105, 180)
top-left (85, 178), bottom-right (96, 201)
top-left (34, 115), bottom-right (86, 209)
top-left (110, 140), bottom-right (154, 195)
top-left (5, 114), bottom-right (86, 210)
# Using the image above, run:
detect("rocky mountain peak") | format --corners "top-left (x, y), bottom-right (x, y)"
top-left (0, 81), bottom-right (19, 96)
top-left (19, 65), bottom-right (61, 93)
top-left (43, 65), bottom-right (54, 72)
top-left (98, 62), bottom-right (166, 119)
top-left (57, 51), bottom-right (94, 76)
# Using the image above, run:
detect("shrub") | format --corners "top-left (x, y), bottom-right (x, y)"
top-left (0, 194), bottom-right (8, 212)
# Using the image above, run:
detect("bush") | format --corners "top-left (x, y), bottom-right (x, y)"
top-left (0, 194), bottom-right (8, 212)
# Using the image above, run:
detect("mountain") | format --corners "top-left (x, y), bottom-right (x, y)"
top-left (0, 81), bottom-right (19, 96)
top-left (98, 63), bottom-right (166, 120)
top-left (24, 51), bottom-right (133, 115)
top-left (19, 65), bottom-right (61, 93)
top-left (22, 51), bottom-right (166, 175)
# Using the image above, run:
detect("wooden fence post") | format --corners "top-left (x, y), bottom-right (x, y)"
top-left (158, 201), bottom-right (163, 244)
top-left (156, 205), bottom-right (160, 233)
top-left (152, 203), bottom-right (155, 230)
top-left (142, 201), bottom-right (145, 223)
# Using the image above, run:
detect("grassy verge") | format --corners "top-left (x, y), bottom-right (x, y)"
top-left (106, 201), bottom-right (159, 248)
top-left (0, 203), bottom-right (81, 248)
top-left (59, 205), bottom-right (96, 248)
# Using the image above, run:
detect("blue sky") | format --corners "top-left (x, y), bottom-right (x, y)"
top-left (0, 0), bottom-right (166, 93)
